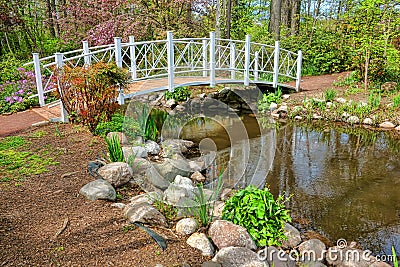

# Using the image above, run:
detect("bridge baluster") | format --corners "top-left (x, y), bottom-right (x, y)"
top-left (254, 51), bottom-right (259, 81)
top-left (209, 32), bottom-right (216, 87)
top-left (202, 39), bottom-right (208, 77)
top-left (273, 41), bottom-right (280, 89)
top-left (82, 41), bottom-right (91, 66)
top-left (230, 41), bottom-right (236, 80)
top-left (129, 36), bottom-right (137, 80)
top-left (55, 53), bottom-right (69, 122)
top-left (32, 53), bottom-right (45, 107)
top-left (167, 31), bottom-right (175, 92)
top-left (114, 37), bottom-right (122, 68)
top-left (244, 35), bottom-right (251, 86)
top-left (296, 50), bottom-right (302, 92)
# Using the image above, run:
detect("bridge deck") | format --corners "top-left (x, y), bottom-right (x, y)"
top-left (125, 76), bottom-right (296, 97)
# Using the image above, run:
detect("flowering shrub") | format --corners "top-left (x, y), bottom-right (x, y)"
top-left (55, 62), bottom-right (128, 132)
top-left (0, 68), bottom-right (42, 113)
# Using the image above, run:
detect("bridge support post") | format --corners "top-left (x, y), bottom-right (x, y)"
top-left (209, 32), bottom-right (216, 87)
top-left (273, 41), bottom-right (280, 89)
top-left (202, 39), bottom-right (208, 77)
top-left (296, 50), bottom-right (302, 92)
top-left (55, 53), bottom-right (69, 122)
top-left (230, 41), bottom-right (236, 80)
top-left (254, 51), bottom-right (259, 81)
top-left (32, 53), bottom-right (45, 107)
top-left (82, 41), bottom-right (91, 66)
top-left (129, 36), bottom-right (137, 80)
top-left (167, 31), bottom-right (175, 92)
top-left (114, 37), bottom-right (122, 68)
top-left (244, 35), bottom-right (251, 86)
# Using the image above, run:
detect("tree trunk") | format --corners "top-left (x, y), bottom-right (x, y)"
top-left (290, 0), bottom-right (300, 35)
top-left (280, 0), bottom-right (290, 29)
top-left (226, 0), bottom-right (232, 39)
top-left (269, 0), bottom-right (282, 40)
top-left (216, 0), bottom-right (221, 38)
top-left (308, 0), bottom-right (322, 45)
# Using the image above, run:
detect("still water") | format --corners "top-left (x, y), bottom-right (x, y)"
top-left (174, 113), bottom-right (400, 256)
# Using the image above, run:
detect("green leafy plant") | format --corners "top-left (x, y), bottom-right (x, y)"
top-left (324, 89), bottom-right (337, 102)
top-left (368, 92), bottom-right (381, 109)
top-left (257, 88), bottom-right (282, 112)
top-left (164, 86), bottom-right (191, 101)
top-left (393, 94), bottom-right (400, 108)
top-left (134, 104), bottom-right (158, 141)
top-left (153, 199), bottom-right (178, 221)
top-left (222, 185), bottom-right (291, 247)
top-left (55, 61), bottom-right (128, 132)
top-left (104, 134), bottom-right (124, 162)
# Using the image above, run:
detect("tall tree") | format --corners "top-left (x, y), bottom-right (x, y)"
top-left (269, 0), bottom-right (282, 40)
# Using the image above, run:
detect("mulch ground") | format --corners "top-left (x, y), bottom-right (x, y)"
top-left (0, 123), bottom-right (210, 266)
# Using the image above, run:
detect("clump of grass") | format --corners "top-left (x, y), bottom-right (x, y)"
top-left (368, 92), bottom-right (381, 109)
top-left (104, 134), bottom-right (124, 162)
top-left (324, 89), bottom-right (337, 102)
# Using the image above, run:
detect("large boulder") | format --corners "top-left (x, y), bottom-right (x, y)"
top-left (79, 179), bottom-right (116, 201)
top-left (186, 233), bottom-right (215, 256)
top-left (212, 247), bottom-right (265, 267)
top-left (260, 246), bottom-right (296, 267)
top-left (123, 202), bottom-right (167, 227)
top-left (282, 223), bottom-right (302, 248)
top-left (153, 159), bottom-right (191, 182)
top-left (298, 239), bottom-right (326, 262)
top-left (123, 146), bottom-right (148, 160)
top-left (97, 162), bottom-right (133, 187)
top-left (209, 220), bottom-right (257, 250)
top-left (145, 140), bottom-right (161, 155)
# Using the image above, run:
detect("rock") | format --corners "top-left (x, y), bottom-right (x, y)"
top-left (154, 159), bottom-right (191, 182)
top-left (106, 132), bottom-right (129, 145)
top-left (347, 116), bottom-right (360, 124)
top-left (259, 246), bottom-right (296, 267)
top-left (189, 161), bottom-right (204, 172)
top-left (336, 97), bottom-right (346, 104)
top-left (272, 113), bottom-right (280, 119)
top-left (276, 105), bottom-right (288, 114)
top-left (164, 184), bottom-right (193, 205)
top-left (212, 201), bottom-right (225, 219)
top-left (79, 179), bottom-right (116, 201)
top-left (283, 94), bottom-right (290, 100)
top-left (175, 175), bottom-right (194, 188)
top-left (165, 98), bottom-right (177, 108)
top-left (174, 104), bottom-right (186, 111)
top-left (299, 261), bottom-right (327, 267)
top-left (396, 125), bottom-right (400, 131)
top-left (161, 139), bottom-right (192, 157)
top-left (381, 81), bottom-right (397, 92)
top-left (379, 121), bottom-right (395, 128)
top-left (176, 218), bottom-right (199, 235)
top-left (270, 102), bottom-right (278, 112)
top-left (298, 239), bottom-right (326, 262)
top-left (123, 146), bottom-right (147, 160)
top-left (342, 112), bottom-right (350, 119)
top-left (124, 202), bottom-right (167, 227)
top-left (191, 171), bottom-right (206, 183)
top-left (312, 114), bottom-right (322, 120)
top-left (220, 188), bottom-right (235, 201)
top-left (363, 118), bottom-right (373, 125)
top-left (212, 247), bottom-right (265, 267)
top-left (145, 140), bottom-right (160, 155)
top-left (111, 203), bottom-right (126, 209)
top-left (326, 102), bottom-right (333, 108)
top-left (202, 261), bottom-right (221, 267)
top-left (209, 220), bottom-right (257, 250)
top-left (97, 162), bottom-right (133, 187)
top-left (282, 223), bottom-right (302, 248)
top-left (129, 192), bottom-right (161, 205)
top-left (199, 93), bottom-right (207, 99)
top-left (187, 233), bottom-right (215, 256)
top-left (294, 116), bottom-right (303, 120)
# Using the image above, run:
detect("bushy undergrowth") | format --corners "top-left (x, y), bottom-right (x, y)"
top-left (164, 86), bottom-right (191, 102)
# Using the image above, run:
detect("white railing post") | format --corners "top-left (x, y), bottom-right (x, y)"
top-left (55, 53), bottom-right (69, 122)
top-left (82, 41), bottom-right (91, 66)
top-left (32, 53), bottom-right (45, 107)
top-left (273, 41), bottom-right (280, 88)
top-left (167, 31), bottom-right (175, 92)
top-left (114, 37), bottom-right (122, 68)
top-left (296, 50), bottom-right (302, 92)
top-left (254, 51), bottom-right (259, 81)
top-left (129, 36), bottom-right (137, 80)
top-left (244, 35), bottom-right (251, 86)
top-left (209, 32), bottom-right (216, 87)
top-left (202, 39), bottom-right (208, 77)
top-left (230, 41), bottom-right (236, 80)
top-left (117, 83), bottom-right (125, 105)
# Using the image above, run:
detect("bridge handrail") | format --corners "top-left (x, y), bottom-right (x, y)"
top-left (26, 31), bottom-right (302, 123)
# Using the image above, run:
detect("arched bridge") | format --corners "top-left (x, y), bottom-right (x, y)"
top-left (27, 31), bottom-right (302, 121)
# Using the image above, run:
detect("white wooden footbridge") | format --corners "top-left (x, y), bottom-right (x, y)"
top-left (27, 31), bottom-right (302, 121)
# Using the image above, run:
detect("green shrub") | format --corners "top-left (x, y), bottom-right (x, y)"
top-left (393, 94), bottom-right (400, 108)
top-left (222, 185), bottom-right (291, 247)
top-left (368, 92), bottom-right (381, 109)
top-left (164, 86), bottom-right (191, 101)
top-left (257, 88), bottom-right (282, 112)
top-left (95, 113), bottom-right (125, 136)
top-left (324, 89), bottom-right (337, 102)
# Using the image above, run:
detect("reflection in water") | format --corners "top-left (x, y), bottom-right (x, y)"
top-left (267, 124), bottom-right (400, 256)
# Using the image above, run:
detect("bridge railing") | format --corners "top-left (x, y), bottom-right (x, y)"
top-left (27, 31), bottom-right (302, 121)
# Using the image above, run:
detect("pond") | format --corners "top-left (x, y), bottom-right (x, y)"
top-left (163, 111), bottom-right (400, 257)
